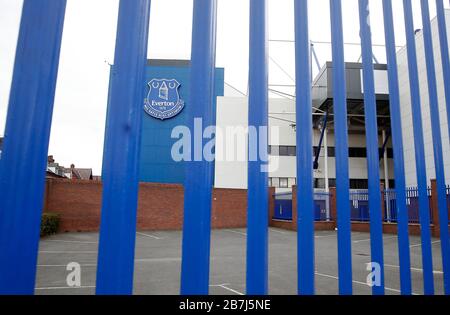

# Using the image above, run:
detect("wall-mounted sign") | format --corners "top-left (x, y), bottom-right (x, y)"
top-left (144, 79), bottom-right (185, 120)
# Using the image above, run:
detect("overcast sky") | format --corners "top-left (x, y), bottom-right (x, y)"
top-left (0, 0), bottom-right (448, 175)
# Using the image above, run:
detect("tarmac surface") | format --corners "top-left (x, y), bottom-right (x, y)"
top-left (35, 228), bottom-right (445, 295)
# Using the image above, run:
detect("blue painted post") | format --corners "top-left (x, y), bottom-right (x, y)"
top-left (436, 0), bottom-right (450, 145)
top-left (420, 0), bottom-right (450, 295)
top-left (381, 0), bottom-right (412, 295)
top-left (358, 0), bottom-right (385, 295)
top-left (402, 0), bottom-right (435, 295)
top-left (246, 0), bottom-right (269, 295)
top-left (0, 0), bottom-right (67, 295)
top-left (95, 0), bottom-right (151, 295)
top-left (329, 0), bottom-right (353, 295)
top-left (180, 0), bottom-right (218, 295)
top-left (294, 0), bottom-right (315, 295)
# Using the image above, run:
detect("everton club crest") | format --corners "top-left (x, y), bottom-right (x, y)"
top-left (144, 79), bottom-right (185, 120)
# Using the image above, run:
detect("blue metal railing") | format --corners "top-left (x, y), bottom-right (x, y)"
top-left (1, 0), bottom-right (450, 296)
top-left (272, 191), bottom-right (332, 222)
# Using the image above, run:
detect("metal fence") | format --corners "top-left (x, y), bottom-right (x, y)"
top-left (0, 0), bottom-right (449, 296)
top-left (384, 188), bottom-right (434, 224)
top-left (273, 191), bottom-right (331, 222)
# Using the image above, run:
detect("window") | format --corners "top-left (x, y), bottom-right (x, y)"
top-left (271, 178), bottom-right (280, 188)
top-left (328, 178), bottom-right (336, 187)
top-left (279, 178), bottom-right (289, 188)
top-left (348, 147), bottom-right (367, 158)
top-left (269, 145), bottom-right (279, 156)
top-left (313, 146), bottom-right (335, 158)
top-left (350, 179), bottom-right (369, 189)
top-left (327, 147), bottom-right (336, 157)
top-left (288, 146), bottom-right (296, 156)
top-left (314, 178), bottom-right (326, 189)
top-left (379, 148), bottom-right (394, 159)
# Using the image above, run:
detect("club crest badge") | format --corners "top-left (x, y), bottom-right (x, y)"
top-left (144, 79), bottom-right (185, 120)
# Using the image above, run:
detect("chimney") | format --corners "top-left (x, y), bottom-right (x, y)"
top-left (48, 155), bottom-right (55, 163)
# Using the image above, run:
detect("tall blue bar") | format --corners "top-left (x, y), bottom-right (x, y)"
top-left (180, 0), bottom-right (218, 295)
top-left (329, 0), bottom-right (353, 295)
top-left (358, 0), bottom-right (385, 295)
top-left (437, 0), bottom-right (450, 146)
top-left (420, 0), bottom-right (450, 295)
top-left (381, 0), bottom-right (412, 295)
top-left (0, 0), bottom-right (67, 295)
top-left (96, 0), bottom-right (151, 295)
top-left (246, 0), bottom-right (269, 295)
top-left (294, 0), bottom-right (315, 295)
top-left (402, 0), bottom-right (435, 295)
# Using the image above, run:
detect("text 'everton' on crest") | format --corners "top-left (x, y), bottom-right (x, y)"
top-left (144, 78), bottom-right (185, 120)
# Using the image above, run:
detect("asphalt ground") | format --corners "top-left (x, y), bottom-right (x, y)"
top-left (35, 228), bottom-right (444, 295)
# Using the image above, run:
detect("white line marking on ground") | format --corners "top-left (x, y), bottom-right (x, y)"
top-left (40, 240), bottom-right (98, 244)
top-left (35, 286), bottom-right (95, 290)
top-left (314, 272), bottom-right (418, 295)
top-left (39, 251), bottom-right (97, 254)
top-left (137, 232), bottom-right (162, 240)
top-left (384, 264), bottom-right (443, 274)
top-left (315, 234), bottom-right (337, 239)
top-left (353, 236), bottom-right (397, 243)
top-left (410, 240), bottom-right (441, 248)
top-left (37, 264), bottom-right (96, 267)
top-left (135, 257), bottom-right (181, 263)
top-left (269, 228), bottom-right (287, 235)
top-left (224, 229), bottom-right (247, 236)
top-left (210, 284), bottom-right (244, 295)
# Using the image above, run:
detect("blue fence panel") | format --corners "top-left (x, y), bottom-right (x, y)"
top-left (180, 0), bottom-right (218, 295)
top-left (2, 0), bottom-right (449, 296)
top-left (350, 190), bottom-right (370, 222)
top-left (447, 186), bottom-right (450, 224)
top-left (95, 0), bottom-right (151, 295)
top-left (329, 0), bottom-right (353, 295)
top-left (246, 0), bottom-right (269, 295)
top-left (314, 192), bottom-right (331, 221)
top-left (0, 0), bottom-right (67, 294)
top-left (402, 0), bottom-right (435, 294)
top-left (359, 0), bottom-right (385, 294)
top-left (381, 0), bottom-right (413, 290)
top-left (295, 0), bottom-right (315, 295)
top-left (273, 199), bottom-right (293, 221)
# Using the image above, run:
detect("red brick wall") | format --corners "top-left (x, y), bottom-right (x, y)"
top-left (44, 179), bottom-right (263, 232)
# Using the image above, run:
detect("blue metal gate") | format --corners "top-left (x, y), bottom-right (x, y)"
top-left (0, 0), bottom-right (449, 296)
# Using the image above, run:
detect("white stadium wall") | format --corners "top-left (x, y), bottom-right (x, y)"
top-left (397, 10), bottom-right (450, 187)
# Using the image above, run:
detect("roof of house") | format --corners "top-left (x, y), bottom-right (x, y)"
top-left (72, 168), bottom-right (93, 180)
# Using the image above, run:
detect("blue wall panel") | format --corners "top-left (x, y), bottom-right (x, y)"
top-left (138, 63), bottom-right (224, 184)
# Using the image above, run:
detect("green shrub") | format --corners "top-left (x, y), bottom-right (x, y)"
top-left (41, 213), bottom-right (60, 237)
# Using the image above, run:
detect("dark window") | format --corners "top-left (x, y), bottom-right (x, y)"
top-left (327, 147), bottom-right (336, 157)
top-left (314, 178), bottom-right (326, 189)
top-left (279, 146), bottom-right (289, 156)
top-left (313, 146), bottom-right (336, 157)
top-left (279, 146), bottom-right (296, 156)
top-left (288, 146), bottom-right (296, 156)
top-left (328, 178), bottom-right (336, 187)
top-left (388, 179), bottom-right (395, 188)
top-left (350, 179), bottom-right (369, 189)
top-left (349, 147), bottom-right (367, 158)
